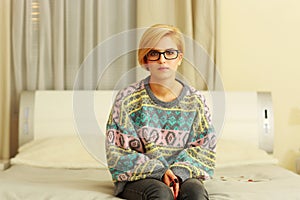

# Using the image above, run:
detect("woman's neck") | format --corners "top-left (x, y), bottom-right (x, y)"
top-left (149, 77), bottom-right (183, 102)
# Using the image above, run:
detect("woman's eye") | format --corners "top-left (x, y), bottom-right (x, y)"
top-left (165, 50), bottom-right (175, 55)
top-left (149, 51), bottom-right (159, 56)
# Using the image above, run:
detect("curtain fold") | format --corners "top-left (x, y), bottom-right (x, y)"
top-left (52, 0), bottom-right (65, 90)
top-left (0, 0), bottom-right (11, 160)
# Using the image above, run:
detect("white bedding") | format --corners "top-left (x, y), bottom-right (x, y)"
top-left (206, 164), bottom-right (300, 200)
top-left (4, 135), bottom-right (300, 200)
top-left (0, 165), bottom-right (119, 200)
top-left (1, 163), bottom-right (300, 200)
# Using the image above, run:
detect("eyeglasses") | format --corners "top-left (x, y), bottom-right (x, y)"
top-left (146, 49), bottom-right (180, 61)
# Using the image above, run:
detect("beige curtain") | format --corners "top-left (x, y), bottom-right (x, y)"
top-left (0, 0), bottom-right (11, 161)
top-left (12, 0), bottom-right (137, 93)
top-left (12, 0), bottom-right (218, 92)
top-left (8, 0), bottom-right (218, 156)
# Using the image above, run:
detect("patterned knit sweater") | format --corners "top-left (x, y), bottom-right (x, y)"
top-left (106, 76), bottom-right (216, 195)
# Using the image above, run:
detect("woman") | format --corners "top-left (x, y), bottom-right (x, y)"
top-left (106, 24), bottom-right (216, 200)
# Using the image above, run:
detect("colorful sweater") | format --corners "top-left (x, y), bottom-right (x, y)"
top-left (105, 76), bottom-right (216, 195)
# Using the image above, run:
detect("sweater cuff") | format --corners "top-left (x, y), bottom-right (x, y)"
top-left (170, 166), bottom-right (191, 183)
top-left (150, 167), bottom-right (168, 181)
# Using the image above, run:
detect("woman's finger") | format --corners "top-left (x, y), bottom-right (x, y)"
top-left (173, 181), bottom-right (179, 199)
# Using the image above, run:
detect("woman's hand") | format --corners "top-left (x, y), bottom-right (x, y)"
top-left (163, 169), bottom-right (179, 199)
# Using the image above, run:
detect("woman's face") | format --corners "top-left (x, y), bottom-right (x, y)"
top-left (146, 36), bottom-right (183, 81)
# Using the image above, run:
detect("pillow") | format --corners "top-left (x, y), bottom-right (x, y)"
top-left (11, 135), bottom-right (277, 170)
top-left (11, 136), bottom-right (107, 169)
top-left (216, 139), bottom-right (278, 168)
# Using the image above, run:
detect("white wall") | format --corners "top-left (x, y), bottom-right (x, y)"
top-left (219, 0), bottom-right (300, 171)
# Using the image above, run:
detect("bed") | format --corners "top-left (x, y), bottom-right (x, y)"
top-left (1, 90), bottom-right (300, 200)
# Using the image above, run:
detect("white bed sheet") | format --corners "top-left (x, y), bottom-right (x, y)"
top-left (1, 163), bottom-right (300, 200)
top-left (0, 165), bottom-right (120, 200)
top-left (206, 163), bottom-right (300, 200)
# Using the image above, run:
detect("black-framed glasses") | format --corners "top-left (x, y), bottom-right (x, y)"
top-left (146, 49), bottom-right (180, 61)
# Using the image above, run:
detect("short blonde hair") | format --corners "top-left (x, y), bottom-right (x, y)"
top-left (138, 24), bottom-right (185, 68)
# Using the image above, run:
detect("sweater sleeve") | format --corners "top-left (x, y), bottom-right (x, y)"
top-left (169, 95), bottom-right (216, 182)
top-left (105, 93), bottom-right (168, 183)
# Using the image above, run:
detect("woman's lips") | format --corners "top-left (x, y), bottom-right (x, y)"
top-left (158, 67), bottom-right (169, 71)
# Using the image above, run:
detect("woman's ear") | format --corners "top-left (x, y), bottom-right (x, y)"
top-left (178, 53), bottom-right (183, 66)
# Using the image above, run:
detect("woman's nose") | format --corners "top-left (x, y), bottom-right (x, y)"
top-left (158, 54), bottom-right (166, 63)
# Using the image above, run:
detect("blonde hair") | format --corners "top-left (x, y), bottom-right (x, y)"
top-left (138, 24), bottom-right (185, 68)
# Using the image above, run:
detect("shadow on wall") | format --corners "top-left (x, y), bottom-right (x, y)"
top-left (280, 149), bottom-right (300, 172)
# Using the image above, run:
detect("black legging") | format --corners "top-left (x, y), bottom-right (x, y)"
top-left (118, 178), bottom-right (209, 200)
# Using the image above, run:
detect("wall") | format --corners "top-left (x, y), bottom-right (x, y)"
top-left (0, 0), bottom-right (11, 161)
top-left (219, 0), bottom-right (300, 171)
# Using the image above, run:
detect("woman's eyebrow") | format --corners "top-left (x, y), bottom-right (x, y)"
top-left (151, 48), bottom-right (176, 52)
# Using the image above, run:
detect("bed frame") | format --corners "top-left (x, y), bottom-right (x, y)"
top-left (18, 90), bottom-right (274, 154)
